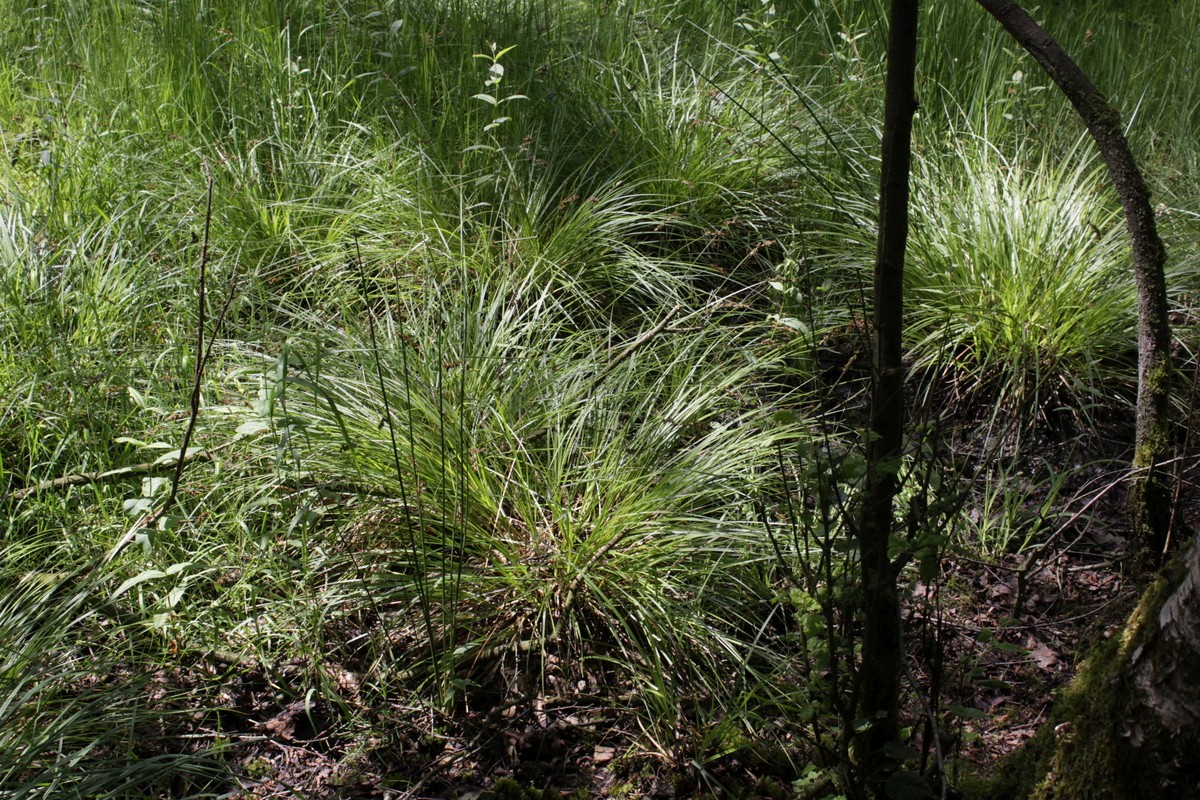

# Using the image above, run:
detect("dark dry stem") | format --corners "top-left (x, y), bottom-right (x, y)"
top-left (167, 164), bottom-right (214, 511)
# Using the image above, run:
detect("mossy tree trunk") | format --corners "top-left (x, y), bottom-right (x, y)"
top-left (972, 0), bottom-right (1174, 561)
top-left (854, 0), bottom-right (918, 794)
top-left (987, 532), bottom-right (1200, 799)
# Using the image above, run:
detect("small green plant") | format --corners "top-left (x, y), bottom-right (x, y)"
top-left (959, 461), bottom-right (1072, 556)
top-left (472, 43), bottom-right (529, 136)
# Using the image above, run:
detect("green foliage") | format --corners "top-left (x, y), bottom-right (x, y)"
top-left (957, 460), bottom-right (1074, 556)
top-left (0, 566), bottom-right (226, 797)
top-left (257, 272), bottom-right (805, 728)
top-left (0, 0), bottom-right (1198, 794)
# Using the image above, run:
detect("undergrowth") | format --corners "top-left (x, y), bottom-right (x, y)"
top-left (0, 0), bottom-right (1197, 796)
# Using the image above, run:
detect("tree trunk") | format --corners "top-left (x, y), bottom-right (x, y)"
top-left (986, 532), bottom-right (1200, 799)
top-left (855, 0), bottom-right (918, 793)
top-left (972, 0), bottom-right (1174, 561)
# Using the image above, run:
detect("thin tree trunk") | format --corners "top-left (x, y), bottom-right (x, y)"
top-left (856, 0), bottom-right (918, 792)
top-left (973, 0), bottom-right (1174, 561)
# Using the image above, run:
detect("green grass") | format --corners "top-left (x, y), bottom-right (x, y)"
top-left (906, 137), bottom-right (1136, 425)
top-left (1, 0), bottom-right (1198, 794)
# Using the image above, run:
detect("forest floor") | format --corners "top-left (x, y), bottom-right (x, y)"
top-left (150, 518), bottom-right (1137, 798)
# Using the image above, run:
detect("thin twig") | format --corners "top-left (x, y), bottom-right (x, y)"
top-left (167, 164), bottom-right (214, 510)
top-left (1167, 343), bottom-right (1200, 552)
top-left (1006, 460), bottom-right (1191, 613)
top-left (902, 646), bottom-right (949, 800)
top-left (5, 446), bottom-right (222, 502)
top-left (577, 303), bottom-right (682, 401)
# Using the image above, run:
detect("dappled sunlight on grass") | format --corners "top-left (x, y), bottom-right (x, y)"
top-left (0, 0), bottom-right (1197, 795)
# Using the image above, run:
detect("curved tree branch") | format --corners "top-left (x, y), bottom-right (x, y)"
top-left (974, 0), bottom-right (1174, 560)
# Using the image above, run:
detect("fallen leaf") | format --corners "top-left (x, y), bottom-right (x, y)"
top-left (264, 700), bottom-right (309, 740)
top-left (593, 745), bottom-right (616, 763)
top-left (1029, 643), bottom-right (1059, 670)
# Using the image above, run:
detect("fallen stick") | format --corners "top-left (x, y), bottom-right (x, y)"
top-left (5, 447), bottom-right (216, 502)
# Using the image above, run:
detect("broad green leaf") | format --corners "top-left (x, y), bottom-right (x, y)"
top-left (236, 419), bottom-right (271, 437)
top-left (949, 703), bottom-right (986, 720)
top-left (112, 569), bottom-right (167, 599)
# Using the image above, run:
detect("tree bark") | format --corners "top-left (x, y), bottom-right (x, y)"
top-left (986, 532), bottom-right (1200, 799)
top-left (972, 0), bottom-right (1174, 560)
top-left (855, 0), bottom-right (918, 793)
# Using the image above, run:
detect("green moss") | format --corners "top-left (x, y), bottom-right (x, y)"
top-left (973, 576), bottom-right (1174, 800)
top-left (485, 777), bottom-right (549, 800)
top-left (242, 756), bottom-right (275, 780)
top-left (1029, 643), bottom-right (1124, 799)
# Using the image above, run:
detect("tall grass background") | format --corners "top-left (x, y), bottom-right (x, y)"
top-left (1, 0), bottom-right (1198, 794)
